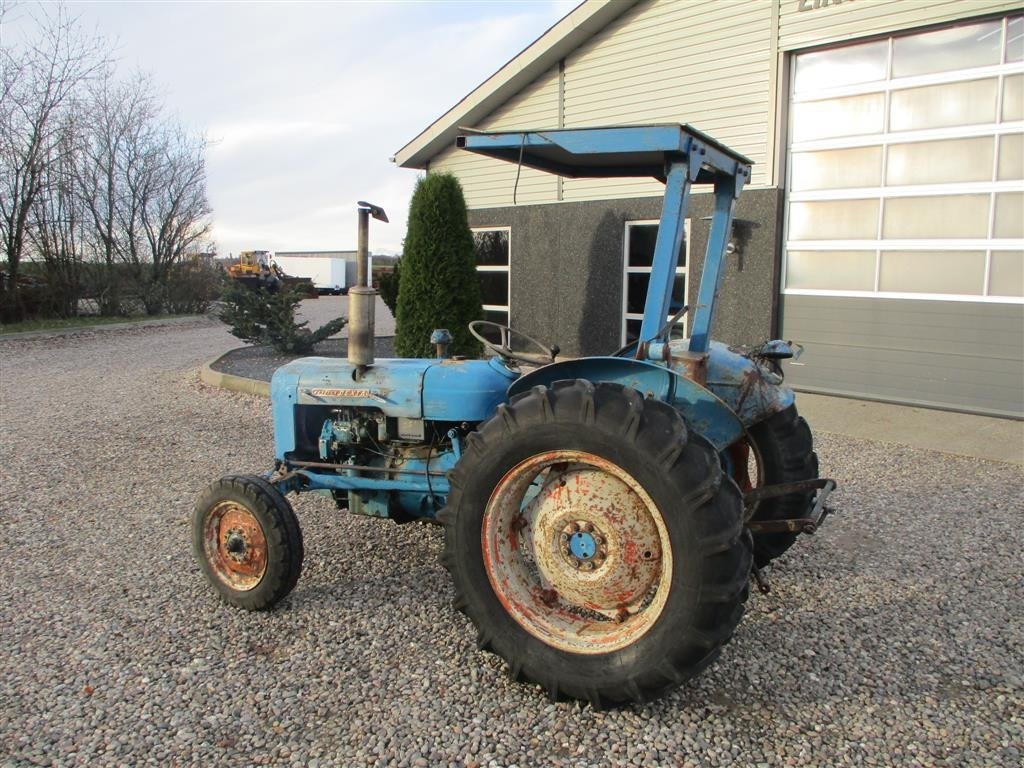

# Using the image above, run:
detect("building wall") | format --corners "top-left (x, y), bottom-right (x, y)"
top-left (429, 68), bottom-right (560, 208)
top-left (424, 0), bottom-right (1023, 416)
top-left (562, 0), bottom-right (774, 199)
top-left (431, 0), bottom-right (776, 207)
top-left (431, 0), bottom-right (1021, 209)
top-left (467, 188), bottom-right (782, 357)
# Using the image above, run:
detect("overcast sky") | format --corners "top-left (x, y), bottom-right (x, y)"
top-left (10, 0), bottom-right (577, 256)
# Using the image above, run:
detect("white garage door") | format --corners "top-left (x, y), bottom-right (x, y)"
top-left (781, 15), bottom-right (1024, 417)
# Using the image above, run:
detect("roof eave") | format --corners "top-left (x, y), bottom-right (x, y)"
top-left (393, 0), bottom-right (640, 169)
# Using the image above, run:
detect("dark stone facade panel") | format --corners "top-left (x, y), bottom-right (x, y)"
top-left (467, 188), bottom-right (783, 357)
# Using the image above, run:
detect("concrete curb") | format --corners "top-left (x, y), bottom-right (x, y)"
top-left (0, 314), bottom-right (213, 341)
top-left (199, 353), bottom-right (271, 398)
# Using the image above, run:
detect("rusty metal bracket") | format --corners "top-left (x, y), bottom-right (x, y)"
top-left (277, 459), bottom-right (448, 477)
top-left (744, 478), bottom-right (836, 535)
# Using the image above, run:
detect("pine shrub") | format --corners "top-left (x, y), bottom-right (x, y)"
top-left (219, 283), bottom-right (346, 354)
top-left (394, 173), bottom-right (482, 358)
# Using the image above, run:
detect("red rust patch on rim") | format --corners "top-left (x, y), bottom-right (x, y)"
top-left (481, 450), bottom-right (672, 655)
top-left (728, 440), bottom-right (754, 493)
top-left (204, 501), bottom-right (268, 591)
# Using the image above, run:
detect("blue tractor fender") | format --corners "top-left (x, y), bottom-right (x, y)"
top-left (506, 357), bottom-right (744, 452)
top-left (701, 341), bottom-right (796, 427)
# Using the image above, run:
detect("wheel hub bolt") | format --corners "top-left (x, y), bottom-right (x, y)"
top-left (560, 520), bottom-right (608, 569)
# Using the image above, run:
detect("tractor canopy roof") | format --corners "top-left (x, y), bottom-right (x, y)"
top-left (456, 123), bottom-right (752, 184)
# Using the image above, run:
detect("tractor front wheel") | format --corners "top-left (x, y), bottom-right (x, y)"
top-left (440, 380), bottom-right (751, 707)
top-left (193, 475), bottom-right (304, 610)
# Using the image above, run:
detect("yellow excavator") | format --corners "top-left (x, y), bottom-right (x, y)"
top-left (226, 251), bottom-right (317, 297)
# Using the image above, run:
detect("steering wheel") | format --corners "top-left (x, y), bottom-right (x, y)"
top-left (468, 320), bottom-right (558, 366)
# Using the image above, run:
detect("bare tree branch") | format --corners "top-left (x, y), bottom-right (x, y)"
top-left (1, 2), bottom-right (215, 319)
top-left (0, 2), bottom-right (108, 296)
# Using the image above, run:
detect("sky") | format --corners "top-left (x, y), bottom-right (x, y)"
top-left (8, 0), bottom-right (578, 256)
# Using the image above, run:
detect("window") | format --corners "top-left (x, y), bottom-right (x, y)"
top-left (784, 15), bottom-right (1024, 303)
top-left (621, 220), bottom-right (690, 345)
top-left (472, 228), bottom-right (510, 325)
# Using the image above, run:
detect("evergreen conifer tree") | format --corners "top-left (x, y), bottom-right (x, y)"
top-left (395, 173), bottom-right (482, 358)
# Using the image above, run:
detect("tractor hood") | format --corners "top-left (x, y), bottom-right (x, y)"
top-left (271, 356), bottom-right (519, 421)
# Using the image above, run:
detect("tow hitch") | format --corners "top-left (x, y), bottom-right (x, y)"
top-left (745, 478), bottom-right (836, 593)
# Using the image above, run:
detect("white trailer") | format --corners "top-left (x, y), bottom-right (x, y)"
top-left (272, 255), bottom-right (349, 295)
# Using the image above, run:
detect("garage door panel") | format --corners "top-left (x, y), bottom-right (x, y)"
top-left (780, 321), bottom-right (1023, 356)
top-left (785, 356), bottom-right (1023, 414)
top-left (786, 366), bottom-right (1019, 409)
top-left (782, 295), bottom-right (1024, 416)
top-left (785, 365), bottom-right (1023, 416)
top-left (781, 295), bottom-right (1023, 333)
top-left (782, 329), bottom-right (1022, 360)
top-left (785, 341), bottom-right (1024, 380)
top-left (787, 377), bottom-right (1022, 417)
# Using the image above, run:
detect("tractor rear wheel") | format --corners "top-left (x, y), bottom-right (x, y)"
top-left (193, 475), bottom-right (304, 610)
top-left (440, 380), bottom-right (751, 707)
top-left (742, 405), bottom-right (819, 567)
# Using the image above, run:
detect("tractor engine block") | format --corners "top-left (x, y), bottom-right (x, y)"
top-left (317, 408), bottom-right (389, 460)
top-left (311, 407), bottom-right (459, 521)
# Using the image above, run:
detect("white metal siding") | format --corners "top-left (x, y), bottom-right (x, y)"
top-left (563, 0), bottom-right (773, 199)
top-left (423, 0), bottom-right (1024, 210)
top-left (778, 0), bottom-right (1022, 52)
top-left (428, 67), bottom-right (560, 209)
top-left (430, 0), bottom-right (774, 208)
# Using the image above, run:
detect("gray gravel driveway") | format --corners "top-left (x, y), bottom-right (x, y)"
top-left (1, 313), bottom-right (1021, 767)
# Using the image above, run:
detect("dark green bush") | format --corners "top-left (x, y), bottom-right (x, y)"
top-left (162, 261), bottom-right (226, 314)
top-left (121, 261), bottom-right (226, 316)
top-left (377, 259), bottom-right (400, 315)
top-left (219, 283), bottom-right (346, 354)
top-left (395, 173), bottom-right (482, 358)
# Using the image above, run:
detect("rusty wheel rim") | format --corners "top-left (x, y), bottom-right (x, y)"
top-left (203, 501), bottom-right (268, 591)
top-left (482, 450), bottom-right (672, 654)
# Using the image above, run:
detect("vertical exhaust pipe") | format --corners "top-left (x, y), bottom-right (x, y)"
top-left (348, 201), bottom-right (388, 370)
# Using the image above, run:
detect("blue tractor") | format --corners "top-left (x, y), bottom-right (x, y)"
top-left (194, 125), bottom-right (834, 707)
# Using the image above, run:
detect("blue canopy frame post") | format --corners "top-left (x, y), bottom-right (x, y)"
top-left (687, 173), bottom-right (740, 354)
top-left (637, 160), bottom-right (693, 346)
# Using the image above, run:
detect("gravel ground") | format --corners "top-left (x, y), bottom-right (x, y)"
top-left (1, 311), bottom-right (1022, 767)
